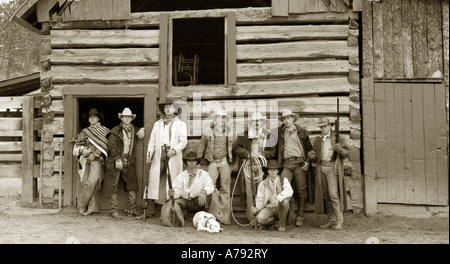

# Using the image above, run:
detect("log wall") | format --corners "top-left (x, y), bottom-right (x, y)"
top-left (39, 8), bottom-right (363, 213)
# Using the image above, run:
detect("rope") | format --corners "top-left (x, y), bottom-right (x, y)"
top-left (231, 155), bottom-right (267, 227)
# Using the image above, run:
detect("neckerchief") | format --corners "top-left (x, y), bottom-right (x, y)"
top-left (248, 126), bottom-right (262, 139)
top-left (321, 131), bottom-right (331, 141)
top-left (163, 115), bottom-right (175, 125)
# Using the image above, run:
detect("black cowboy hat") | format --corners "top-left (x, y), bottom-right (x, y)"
top-left (263, 160), bottom-right (282, 174)
top-left (183, 151), bottom-right (201, 165)
top-left (82, 108), bottom-right (104, 123)
top-left (158, 98), bottom-right (182, 116)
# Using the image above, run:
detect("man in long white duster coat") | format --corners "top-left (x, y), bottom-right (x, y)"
top-left (145, 99), bottom-right (188, 206)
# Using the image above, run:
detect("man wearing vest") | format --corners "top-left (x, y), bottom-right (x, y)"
top-left (197, 109), bottom-right (233, 225)
top-left (310, 117), bottom-right (349, 230)
top-left (277, 108), bottom-right (313, 228)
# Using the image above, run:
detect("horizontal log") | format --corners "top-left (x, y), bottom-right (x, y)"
top-left (0, 164), bottom-right (22, 178)
top-left (0, 142), bottom-right (22, 152)
top-left (0, 154), bottom-right (22, 162)
top-left (0, 97), bottom-right (26, 109)
top-left (167, 77), bottom-right (357, 99)
top-left (236, 25), bottom-right (351, 42)
top-left (125, 8), bottom-right (358, 27)
top-left (175, 96), bottom-right (357, 120)
top-left (237, 61), bottom-right (358, 80)
top-left (0, 130), bottom-right (23, 137)
top-left (48, 48), bottom-right (159, 65)
top-left (237, 41), bottom-right (358, 61)
top-left (50, 29), bottom-right (159, 48)
top-left (0, 117), bottom-right (22, 131)
top-left (41, 66), bottom-right (159, 84)
top-left (187, 116), bottom-right (359, 137)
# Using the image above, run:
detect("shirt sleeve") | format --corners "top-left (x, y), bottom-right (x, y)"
top-left (276, 178), bottom-right (294, 202)
top-left (203, 171), bottom-right (215, 195)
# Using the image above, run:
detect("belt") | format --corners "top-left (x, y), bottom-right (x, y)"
top-left (320, 160), bottom-right (334, 165)
top-left (122, 153), bottom-right (130, 158)
top-left (284, 157), bottom-right (303, 162)
top-left (213, 154), bottom-right (227, 160)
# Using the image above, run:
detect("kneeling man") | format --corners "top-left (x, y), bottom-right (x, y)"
top-left (251, 160), bottom-right (293, 231)
top-left (168, 151), bottom-right (215, 226)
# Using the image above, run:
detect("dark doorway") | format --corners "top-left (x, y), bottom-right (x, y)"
top-left (172, 18), bottom-right (224, 86)
top-left (78, 98), bottom-right (144, 131)
top-left (77, 97), bottom-right (146, 210)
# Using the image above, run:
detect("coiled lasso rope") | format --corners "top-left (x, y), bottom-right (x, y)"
top-left (231, 154), bottom-right (267, 226)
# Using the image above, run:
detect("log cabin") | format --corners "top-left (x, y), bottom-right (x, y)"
top-left (4, 0), bottom-right (448, 218)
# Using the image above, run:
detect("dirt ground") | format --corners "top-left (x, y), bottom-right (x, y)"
top-left (0, 179), bottom-right (448, 244)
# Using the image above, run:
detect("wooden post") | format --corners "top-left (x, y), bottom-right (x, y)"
top-left (63, 94), bottom-right (74, 206)
top-left (227, 12), bottom-right (237, 87)
top-left (21, 96), bottom-right (35, 205)
top-left (58, 142), bottom-right (63, 209)
top-left (159, 14), bottom-right (169, 102)
top-left (361, 78), bottom-right (377, 215)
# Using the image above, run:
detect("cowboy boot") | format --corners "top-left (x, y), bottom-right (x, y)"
top-left (295, 197), bottom-right (307, 227)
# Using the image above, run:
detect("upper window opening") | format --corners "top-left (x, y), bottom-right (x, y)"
top-left (131, 0), bottom-right (271, 12)
top-left (172, 18), bottom-right (224, 86)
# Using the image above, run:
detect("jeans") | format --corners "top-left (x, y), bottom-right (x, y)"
top-left (207, 158), bottom-right (231, 222)
top-left (110, 168), bottom-right (137, 213)
top-left (78, 159), bottom-right (103, 213)
top-left (255, 199), bottom-right (290, 227)
top-left (320, 163), bottom-right (343, 224)
top-left (281, 160), bottom-right (308, 198)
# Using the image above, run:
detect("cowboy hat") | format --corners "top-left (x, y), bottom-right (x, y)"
top-left (158, 99), bottom-right (182, 116)
top-left (212, 109), bottom-right (230, 123)
top-left (118, 107), bottom-right (136, 120)
top-left (279, 108), bottom-right (299, 122)
top-left (183, 151), bottom-right (201, 165)
top-left (263, 159), bottom-right (282, 174)
top-left (318, 117), bottom-right (333, 127)
top-left (82, 108), bottom-right (104, 123)
top-left (249, 112), bottom-right (267, 123)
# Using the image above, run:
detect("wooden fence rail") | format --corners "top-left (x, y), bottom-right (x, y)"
top-left (0, 96), bottom-right (36, 205)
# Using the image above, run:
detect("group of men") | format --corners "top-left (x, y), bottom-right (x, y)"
top-left (73, 98), bottom-right (349, 232)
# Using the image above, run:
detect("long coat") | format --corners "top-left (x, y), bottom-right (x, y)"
top-left (311, 130), bottom-right (349, 213)
top-left (103, 124), bottom-right (141, 197)
top-left (145, 116), bottom-right (187, 203)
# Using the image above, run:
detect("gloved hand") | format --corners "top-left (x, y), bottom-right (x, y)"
top-left (307, 151), bottom-right (316, 161)
top-left (115, 159), bottom-right (123, 170)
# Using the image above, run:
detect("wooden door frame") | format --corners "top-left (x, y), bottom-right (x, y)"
top-left (63, 85), bottom-right (156, 206)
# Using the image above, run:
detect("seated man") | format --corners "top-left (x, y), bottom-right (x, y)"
top-left (168, 151), bottom-right (215, 227)
top-left (251, 160), bottom-right (293, 232)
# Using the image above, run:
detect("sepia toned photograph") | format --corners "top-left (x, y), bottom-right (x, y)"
top-left (0, 0), bottom-right (448, 253)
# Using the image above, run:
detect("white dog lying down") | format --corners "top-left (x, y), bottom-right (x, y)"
top-left (193, 211), bottom-right (224, 233)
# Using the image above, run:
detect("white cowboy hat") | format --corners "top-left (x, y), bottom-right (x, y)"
top-left (212, 109), bottom-right (230, 122)
top-left (279, 108), bottom-right (299, 122)
top-left (118, 107), bottom-right (136, 120)
top-left (249, 112), bottom-right (267, 122)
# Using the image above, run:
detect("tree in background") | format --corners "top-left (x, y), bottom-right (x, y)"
top-left (0, 0), bottom-right (41, 80)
